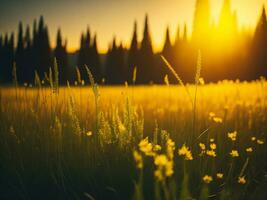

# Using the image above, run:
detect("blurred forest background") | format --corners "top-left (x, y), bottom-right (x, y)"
top-left (0, 0), bottom-right (267, 85)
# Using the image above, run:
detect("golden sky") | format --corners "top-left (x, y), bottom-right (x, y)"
top-left (0, 0), bottom-right (265, 53)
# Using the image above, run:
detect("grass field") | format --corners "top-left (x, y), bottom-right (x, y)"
top-left (0, 78), bottom-right (267, 199)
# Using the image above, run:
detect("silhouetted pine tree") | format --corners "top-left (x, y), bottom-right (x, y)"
top-left (90, 34), bottom-right (102, 82)
top-left (251, 6), bottom-right (267, 79)
top-left (3, 33), bottom-right (15, 83)
top-left (77, 30), bottom-right (89, 81)
top-left (0, 34), bottom-right (3, 83)
top-left (84, 27), bottom-right (91, 67)
top-left (78, 33), bottom-right (86, 67)
top-left (24, 25), bottom-right (33, 82)
top-left (105, 38), bottom-right (126, 84)
top-left (54, 28), bottom-right (68, 84)
top-left (36, 16), bottom-right (52, 79)
top-left (31, 19), bottom-right (38, 78)
top-left (1, 34), bottom-right (9, 83)
top-left (139, 14), bottom-right (154, 84)
top-left (172, 25), bottom-right (181, 72)
top-left (127, 21), bottom-right (139, 83)
top-left (16, 21), bottom-right (25, 83)
top-left (162, 27), bottom-right (172, 60)
top-left (160, 26), bottom-right (174, 83)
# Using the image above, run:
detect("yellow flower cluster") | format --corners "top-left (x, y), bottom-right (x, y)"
top-left (206, 140), bottom-right (217, 157)
top-left (230, 150), bottom-right (239, 157)
top-left (210, 143), bottom-right (216, 150)
top-left (199, 143), bottom-right (206, 151)
top-left (199, 141), bottom-right (217, 157)
top-left (137, 137), bottom-right (175, 182)
top-left (216, 173), bottom-right (224, 179)
top-left (154, 138), bottom-right (175, 181)
top-left (246, 147), bottom-right (253, 153)
top-left (153, 144), bottom-right (162, 152)
top-left (251, 136), bottom-right (265, 145)
top-left (238, 176), bottom-right (246, 184)
top-left (133, 150), bottom-right (143, 169)
top-left (139, 137), bottom-right (155, 157)
top-left (206, 150), bottom-right (216, 157)
top-left (213, 117), bottom-right (223, 124)
top-left (166, 138), bottom-right (175, 160)
top-left (154, 154), bottom-right (174, 181)
top-left (86, 131), bottom-right (93, 136)
top-left (257, 139), bottom-right (264, 145)
top-left (199, 143), bottom-right (206, 155)
top-left (203, 175), bottom-right (213, 184)
top-left (209, 112), bottom-right (223, 124)
top-left (228, 131), bottom-right (237, 141)
top-left (178, 144), bottom-right (193, 160)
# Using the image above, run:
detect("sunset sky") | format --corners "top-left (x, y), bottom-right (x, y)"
top-left (0, 0), bottom-right (265, 53)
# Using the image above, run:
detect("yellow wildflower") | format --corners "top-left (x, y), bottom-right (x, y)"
top-left (139, 137), bottom-right (155, 156)
top-left (154, 154), bottom-right (168, 166)
top-left (199, 143), bottom-right (206, 151)
top-left (228, 131), bottom-right (237, 141)
top-left (213, 117), bottom-right (223, 124)
top-left (210, 143), bottom-right (217, 150)
top-left (230, 150), bottom-right (239, 157)
top-left (165, 161), bottom-right (174, 177)
top-left (154, 169), bottom-right (164, 181)
top-left (209, 112), bottom-right (216, 119)
top-left (206, 150), bottom-right (216, 157)
top-left (210, 138), bottom-right (215, 142)
top-left (166, 138), bottom-right (175, 159)
top-left (203, 175), bottom-right (213, 184)
top-left (86, 131), bottom-right (93, 136)
top-left (216, 173), bottom-right (224, 179)
top-left (154, 154), bottom-right (174, 181)
top-left (153, 144), bottom-right (162, 152)
top-left (246, 147), bottom-right (253, 153)
top-left (178, 144), bottom-right (193, 160)
top-left (238, 176), bottom-right (246, 184)
top-left (251, 137), bottom-right (256, 141)
top-left (133, 150), bottom-right (143, 169)
top-left (257, 139), bottom-right (264, 145)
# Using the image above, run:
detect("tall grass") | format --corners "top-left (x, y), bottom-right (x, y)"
top-left (0, 61), bottom-right (266, 200)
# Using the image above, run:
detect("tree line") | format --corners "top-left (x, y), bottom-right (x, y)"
top-left (1, 0), bottom-right (267, 85)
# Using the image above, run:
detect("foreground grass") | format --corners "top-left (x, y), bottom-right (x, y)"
top-left (0, 80), bottom-right (267, 200)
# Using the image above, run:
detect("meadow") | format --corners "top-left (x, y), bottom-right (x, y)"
top-left (0, 64), bottom-right (267, 199)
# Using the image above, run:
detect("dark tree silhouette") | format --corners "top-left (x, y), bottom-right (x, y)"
top-left (90, 34), bottom-right (102, 82)
top-left (127, 21), bottom-right (139, 83)
top-left (78, 33), bottom-right (86, 68)
top-left (1, 1), bottom-right (267, 85)
top-left (5, 33), bottom-right (14, 83)
top-left (139, 14), bottom-right (155, 84)
top-left (24, 25), bottom-right (33, 82)
top-left (105, 38), bottom-right (126, 84)
top-left (0, 34), bottom-right (3, 83)
top-left (54, 28), bottom-right (68, 84)
top-left (162, 26), bottom-right (172, 60)
top-left (251, 6), bottom-right (267, 79)
top-left (16, 21), bottom-right (25, 83)
top-left (35, 16), bottom-right (52, 79)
